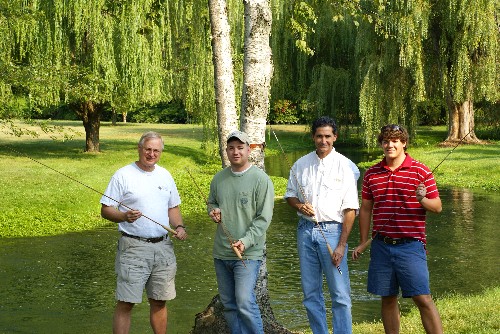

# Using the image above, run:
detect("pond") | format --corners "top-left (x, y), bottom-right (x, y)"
top-left (1, 151), bottom-right (499, 333)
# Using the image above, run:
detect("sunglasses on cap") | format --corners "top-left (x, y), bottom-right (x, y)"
top-left (381, 124), bottom-right (403, 132)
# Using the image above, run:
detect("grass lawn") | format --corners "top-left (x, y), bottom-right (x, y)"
top-left (1, 120), bottom-right (499, 333)
top-left (348, 286), bottom-right (500, 334)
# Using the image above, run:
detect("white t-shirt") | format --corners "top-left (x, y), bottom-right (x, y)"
top-left (284, 149), bottom-right (360, 223)
top-left (100, 163), bottom-right (181, 238)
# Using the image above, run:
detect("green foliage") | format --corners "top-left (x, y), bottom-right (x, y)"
top-left (0, 0), bottom-right (219, 136)
top-left (474, 101), bottom-right (500, 140)
top-left (436, 0), bottom-right (499, 104)
top-left (416, 98), bottom-right (446, 126)
top-left (289, 1), bottom-right (317, 56)
top-left (268, 100), bottom-right (299, 124)
top-left (130, 100), bottom-right (188, 124)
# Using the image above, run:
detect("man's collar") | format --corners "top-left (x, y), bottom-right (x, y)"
top-left (315, 148), bottom-right (337, 161)
top-left (381, 153), bottom-right (412, 171)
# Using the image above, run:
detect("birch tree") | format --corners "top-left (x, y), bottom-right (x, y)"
top-left (240, 0), bottom-right (273, 169)
top-left (209, 0), bottom-right (239, 167)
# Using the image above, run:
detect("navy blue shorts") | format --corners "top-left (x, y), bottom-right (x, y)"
top-left (367, 237), bottom-right (431, 297)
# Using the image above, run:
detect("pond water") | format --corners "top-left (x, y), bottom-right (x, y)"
top-left (1, 150), bottom-right (499, 333)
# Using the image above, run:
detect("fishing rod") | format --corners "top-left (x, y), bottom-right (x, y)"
top-left (355, 128), bottom-right (474, 254)
top-left (270, 126), bottom-right (343, 275)
top-left (3, 144), bottom-right (177, 235)
top-left (185, 167), bottom-right (247, 267)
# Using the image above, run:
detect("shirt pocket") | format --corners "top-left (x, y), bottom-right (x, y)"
top-left (323, 175), bottom-right (343, 192)
top-left (237, 191), bottom-right (251, 209)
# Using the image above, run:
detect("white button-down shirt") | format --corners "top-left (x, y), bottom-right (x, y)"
top-left (284, 149), bottom-right (360, 223)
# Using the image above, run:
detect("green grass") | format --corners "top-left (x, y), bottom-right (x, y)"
top-left (350, 286), bottom-right (500, 334)
top-left (295, 286), bottom-right (500, 334)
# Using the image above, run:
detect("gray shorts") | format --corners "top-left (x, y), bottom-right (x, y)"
top-left (115, 236), bottom-right (177, 303)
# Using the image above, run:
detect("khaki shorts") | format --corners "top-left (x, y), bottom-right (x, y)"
top-left (115, 236), bottom-right (177, 303)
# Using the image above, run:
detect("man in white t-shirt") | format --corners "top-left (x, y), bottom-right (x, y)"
top-left (284, 116), bottom-right (359, 334)
top-left (101, 131), bottom-right (187, 334)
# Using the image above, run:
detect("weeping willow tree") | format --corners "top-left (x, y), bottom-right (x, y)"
top-left (429, 0), bottom-right (499, 143)
top-left (355, 0), bottom-right (499, 146)
top-left (0, 0), bottom-right (220, 152)
top-left (326, 0), bottom-right (498, 146)
top-left (270, 1), bottom-right (362, 141)
top-left (353, 0), bottom-right (429, 146)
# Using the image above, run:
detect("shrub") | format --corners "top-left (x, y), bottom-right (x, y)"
top-left (269, 99), bottom-right (299, 124)
top-left (130, 99), bottom-right (188, 124)
top-left (416, 98), bottom-right (446, 126)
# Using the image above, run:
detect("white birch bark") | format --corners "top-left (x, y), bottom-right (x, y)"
top-left (240, 0), bottom-right (273, 170)
top-left (208, 0), bottom-right (239, 168)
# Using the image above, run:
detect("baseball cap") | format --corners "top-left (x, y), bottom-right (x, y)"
top-left (227, 130), bottom-right (250, 145)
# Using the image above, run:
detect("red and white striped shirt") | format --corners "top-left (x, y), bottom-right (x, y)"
top-left (361, 153), bottom-right (439, 244)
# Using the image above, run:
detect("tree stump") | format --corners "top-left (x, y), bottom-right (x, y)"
top-left (190, 247), bottom-right (295, 334)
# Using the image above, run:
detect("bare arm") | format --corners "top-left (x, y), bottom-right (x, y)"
top-left (285, 196), bottom-right (315, 217)
top-left (352, 198), bottom-right (373, 260)
top-left (168, 206), bottom-right (187, 240)
top-left (416, 182), bottom-right (442, 213)
top-left (333, 209), bottom-right (356, 266)
top-left (101, 204), bottom-right (141, 223)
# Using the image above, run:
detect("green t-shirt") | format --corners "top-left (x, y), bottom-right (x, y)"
top-left (207, 165), bottom-right (274, 260)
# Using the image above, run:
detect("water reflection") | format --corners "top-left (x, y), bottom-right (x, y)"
top-left (1, 187), bottom-right (499, 333)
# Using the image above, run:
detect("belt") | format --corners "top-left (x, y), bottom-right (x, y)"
top-left (121, 232), bottom-right (166, 243)
top-left (302, 218), bottom-right (341, 225)
top-left (376, 234), bottom-right (416, 245)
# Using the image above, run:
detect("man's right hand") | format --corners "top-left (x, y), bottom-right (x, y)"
top-left (209, 208), bottom-right (222, 223)
top-left (124, 209), bottom-right (142, 223)
top-left (298, 202), bottom-right (316, 217)
top-left (352, 240), bottom-right (370, 260)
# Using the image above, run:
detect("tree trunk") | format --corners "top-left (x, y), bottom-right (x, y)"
top-left (240, 0), bottom-right (273, 170)
top-left (192, 1), bottom-right (291, 333)
top-left (239, 2), bottom-right (288, 333)
top-left (444, 96), bottom-right (481, 144)
top-left (79, 100), bottom-right (101, 152)
top-left (111, 107), bottom-right (117, 126)
top-left (208, 0), bottom-right (239, 168)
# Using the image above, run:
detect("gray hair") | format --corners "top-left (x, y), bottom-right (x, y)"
top-left (138, 131), bottom-right (164, 150)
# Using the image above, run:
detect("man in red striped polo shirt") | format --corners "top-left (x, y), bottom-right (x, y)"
top-left (352, 124), bottom-right (443, 334)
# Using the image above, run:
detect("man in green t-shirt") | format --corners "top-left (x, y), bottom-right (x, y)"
top-left (207, 130), bottom-right (274, 334)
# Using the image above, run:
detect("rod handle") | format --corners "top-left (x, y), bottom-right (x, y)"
top-left (327, 243), bottom-right (343, 274)
top-left (160, 223), bottom-right (177, 235)
top-left (231, 244), bottom-right (247, 268)
top-left (327, 243), bottom-right (334, 256)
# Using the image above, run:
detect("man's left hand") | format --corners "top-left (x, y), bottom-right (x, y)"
top-left (173, 226), bottom-right (188, 240)
top-left (332, 244), bottom-right (345, 267)
top-left (416, 182), bottom-right (426, 202)
top-left (233, 240), bottom-right (245, 254)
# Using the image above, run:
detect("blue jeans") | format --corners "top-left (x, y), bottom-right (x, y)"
top-left (297, 218), bottom-right (352, 334)
top-left (214, 258), bottom-right (264, 334)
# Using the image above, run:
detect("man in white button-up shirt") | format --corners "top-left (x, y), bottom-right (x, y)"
top-left (284, 116), bottom-right (359, 334)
